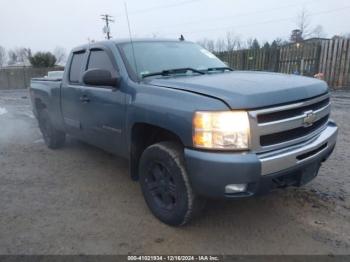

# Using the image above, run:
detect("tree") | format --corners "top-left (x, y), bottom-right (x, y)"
top-left (294, 8), bottom-right (327, 40)
top-left (271, 38), bottom-right (288, 48)
top-left (310, 25), bottom-right (326, 38)
top-left (206, 39), bottom-right (215, 52)
top-left (197, 38), bottom-right (208, 49)
top-left (246, 38), bottom-right (253, 49)
top-left (226, 31), bottom-right (242, 51)
top-left (297, 8), bottom-right (311, 39)
top-left (290, 29), bottom-right (303, 43)
top-left (53, 46), bottom-right (67, 65)
top-left (7, 47), bottom-right (31, 65)
top-left (0, 46), bottom-right (6, 67)
top-left (263, 42), bottom-right (270, 49)
top-left (29, 52), bottom-right (57, 67)
top-left (196, 38), bottom-right (215, 52)
top-left (7, 50), bottom-right (18, 65)
top-left (215, 38), bottom-right (226, 53)
top-left (19, 48), bottom-right (32, 63)
top-left (251, 39), bottom-right (260, 49)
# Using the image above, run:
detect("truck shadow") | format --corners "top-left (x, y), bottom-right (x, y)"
top-left (63, 136), bottom-right (324, 230)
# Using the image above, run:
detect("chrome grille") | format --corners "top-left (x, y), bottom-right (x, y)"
top-left (248, 93), bottom-right (331, 152)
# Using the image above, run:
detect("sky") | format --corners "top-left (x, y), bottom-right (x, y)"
top-left (0, 0), bottom-right (349, 54)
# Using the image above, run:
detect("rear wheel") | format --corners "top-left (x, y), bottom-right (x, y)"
top-left (139, 141), bottom-right (205, 226)
top-left (38, 108), bottom-right (65, 149)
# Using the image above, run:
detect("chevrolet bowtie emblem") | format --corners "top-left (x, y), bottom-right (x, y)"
top-left (303, 110), bottom-right (317, 126)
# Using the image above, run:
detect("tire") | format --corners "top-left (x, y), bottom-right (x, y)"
top-left (38, 108), bottom-right (66, 149)
top-left (139, 141), bottom-right (205, 226)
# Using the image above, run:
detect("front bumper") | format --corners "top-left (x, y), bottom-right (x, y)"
top-left (184, 121), bottom-right (338, 198)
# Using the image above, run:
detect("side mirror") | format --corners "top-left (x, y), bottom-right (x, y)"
top-left (83, 69), bottom-right (120, 87)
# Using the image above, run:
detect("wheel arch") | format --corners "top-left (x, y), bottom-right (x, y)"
top-left (129, 122), bottom-right (184, 180)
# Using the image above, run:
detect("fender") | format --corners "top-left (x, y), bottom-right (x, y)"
top-left (125, 81), bottom-right (229, 151)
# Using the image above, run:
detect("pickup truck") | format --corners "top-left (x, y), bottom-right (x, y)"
top-left (30, 39), bottom-right (338, 226)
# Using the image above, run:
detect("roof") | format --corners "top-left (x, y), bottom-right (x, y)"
top-left (113, 38), bottom-right (182, 44)
top-left (72, 38), bottom-right (189, 52)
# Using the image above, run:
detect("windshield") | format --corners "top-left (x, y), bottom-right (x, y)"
top-left (119, 41), bottom-right (226, 78)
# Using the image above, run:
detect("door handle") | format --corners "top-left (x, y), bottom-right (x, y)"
top-left (80, 95), bottom-right (90, 103)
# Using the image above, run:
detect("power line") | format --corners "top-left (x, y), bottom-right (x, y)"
top-left (115, 0), bottom-right (201, 18)
top-left (146, 0), bottom-right (320, 32)
top-left (163, 5), bottom-right (350, 36)
top-left (101, 14), bottom-right (115, 40)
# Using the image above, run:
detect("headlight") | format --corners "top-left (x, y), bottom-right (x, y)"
top-left (193, 111), bottom-right (250, 150)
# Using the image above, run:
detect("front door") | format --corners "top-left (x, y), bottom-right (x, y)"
top-left (79, 48), bottom-right (126, 155)
top-left (61, 50), bottom-right (87, 137)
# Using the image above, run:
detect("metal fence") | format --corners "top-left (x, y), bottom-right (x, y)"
top-left (0, 66), bottom-right (64, 90)
top-left (216, 38), bottom-right (350, 89)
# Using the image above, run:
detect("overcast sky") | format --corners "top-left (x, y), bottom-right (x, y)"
top-left (1, 0), bottom-right (349, 53)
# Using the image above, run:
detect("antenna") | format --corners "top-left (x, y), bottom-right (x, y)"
top-left (124, 2), bottom-right (139, 81)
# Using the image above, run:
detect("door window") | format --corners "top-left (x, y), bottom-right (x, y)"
top-left (87, 50), bottom-right (115, 72)
top-left (69, 52), bottom-right (85, 83)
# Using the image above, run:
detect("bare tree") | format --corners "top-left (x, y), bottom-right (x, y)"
top-left (197, 38), bottom-right (215, 52)
top-left (53, 46), bottom-right (67, 65)
top-left (296, 8), bottom-right (326, 40)
top-left (215, 38), bottom-right (226, 53)
top-left (0, 46), bottom-right (6, 68)
top-left (206, 39), bottom-right (215, 52)
top-left (226, 31), bottom-right (235, 51)
top-left (245, 38), bottom-right (254, 49)
top-left (196, 38), bottom-right (208, 49)
top-left (7, 50), bottom-right (18, 65)
top-left (310, 25), bottom-right (326, 38)
top-left (18, 48), bottom-right (31, 63)
top-left (226, 31), bottom-right (242, 51)
top-left (297, 8), bottom-right (311, 38)
top-left (7, 47), bottom-right (31, 65)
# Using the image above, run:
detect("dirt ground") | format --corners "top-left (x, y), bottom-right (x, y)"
top-left (0, 89), bottom-right (349, 255)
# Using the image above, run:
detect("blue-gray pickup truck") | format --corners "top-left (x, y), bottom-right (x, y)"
top-left (30, 39), bottom-right (338, 226)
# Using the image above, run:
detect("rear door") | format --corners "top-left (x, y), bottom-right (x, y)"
top-left (79, 47), bottom-right (126, 155)
top-left (61, 49), bottom-right (87, 136)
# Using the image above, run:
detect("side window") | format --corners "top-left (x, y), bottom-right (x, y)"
top-left (69, 52), bottom-right (85, 83)
top-left (87, 50), bottom-right (115, 72)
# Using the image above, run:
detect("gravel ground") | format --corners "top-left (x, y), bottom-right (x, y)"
top-left (0, 89), bottom-right (349, 255)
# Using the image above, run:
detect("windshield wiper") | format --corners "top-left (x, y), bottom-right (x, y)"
top-left (142, 68), bottom-right (205, 78)
top-left (206, 67), bottom-right (233, 72)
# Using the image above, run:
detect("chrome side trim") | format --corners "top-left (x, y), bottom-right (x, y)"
top-left (258, 123), bottom-right (337, 175)
top-left (102, 125), bottom-right (122, 134)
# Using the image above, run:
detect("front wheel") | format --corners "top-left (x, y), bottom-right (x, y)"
top-left (38, 108), bottom-right (66, 149)
top-left (139, 142), bottom-right (205, 226)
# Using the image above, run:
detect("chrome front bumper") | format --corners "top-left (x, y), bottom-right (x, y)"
top-left (258, 121), bottom-right (338, 175)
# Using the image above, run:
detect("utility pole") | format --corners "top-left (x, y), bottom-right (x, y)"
top-left (101, 14), bottom-right (114, 40)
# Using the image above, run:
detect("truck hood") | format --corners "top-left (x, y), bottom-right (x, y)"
top-left (147, 71), bottom-right (329, 109)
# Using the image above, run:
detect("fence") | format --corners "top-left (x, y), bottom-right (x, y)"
top-left (0, 66), bottom-right (64, 90)
top-left (217, 38), bottom-right (350, 89)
